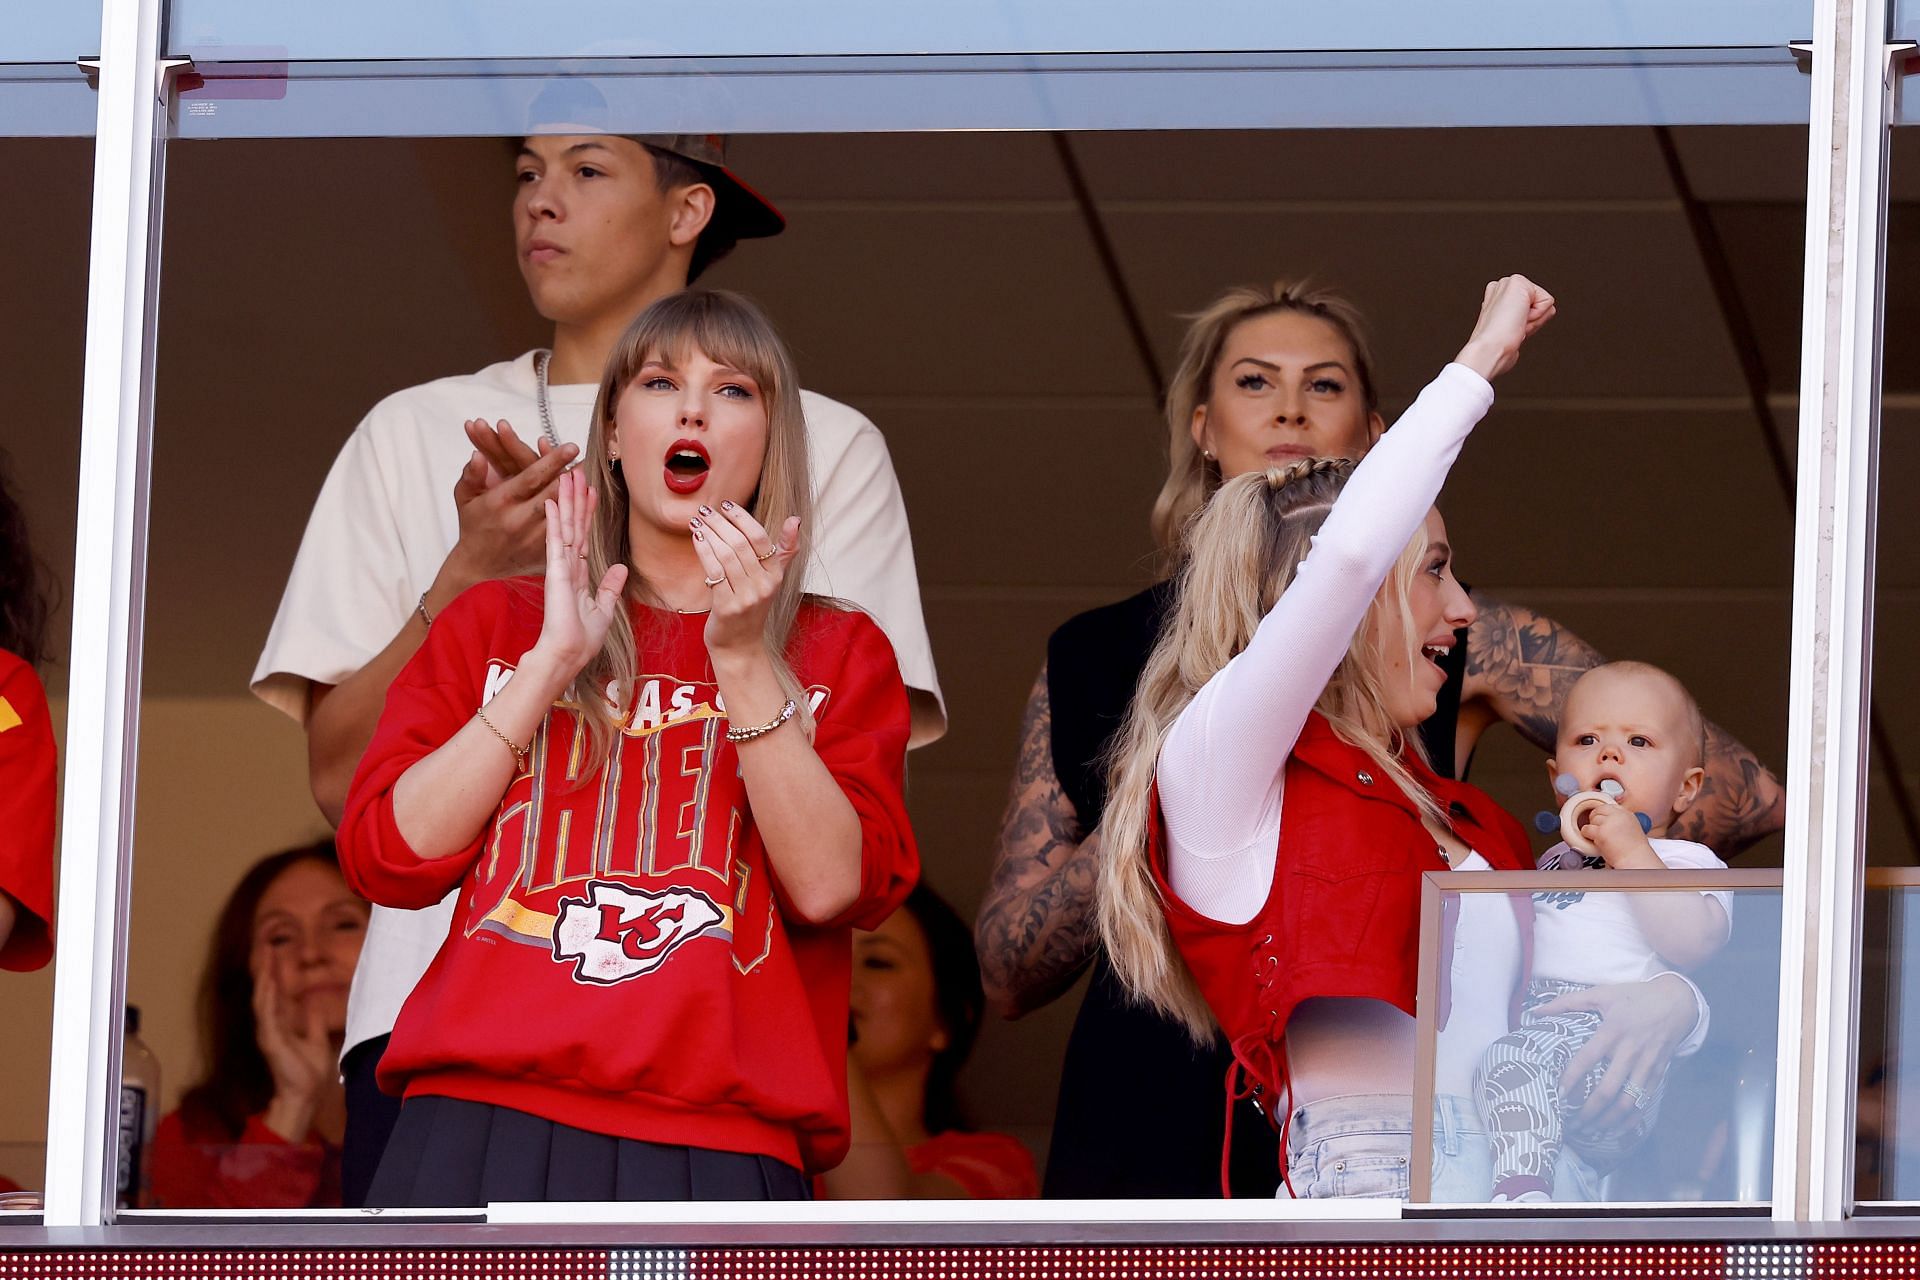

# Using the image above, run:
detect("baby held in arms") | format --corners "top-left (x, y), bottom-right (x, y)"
top-left (1476, 661), bottom-right (1732, 1203)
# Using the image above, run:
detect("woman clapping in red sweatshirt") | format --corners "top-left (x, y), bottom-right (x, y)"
top-left (338, 289), bottom-right (918, 1205)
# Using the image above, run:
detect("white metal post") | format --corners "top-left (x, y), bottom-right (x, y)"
top-left (41, 0), bottom-right (170, 1227)
top-left (1773, 0), bottom-right (1896, 1223)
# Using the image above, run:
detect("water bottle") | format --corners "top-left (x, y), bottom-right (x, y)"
top-left (118, 1005), bottom-right (161, 1209)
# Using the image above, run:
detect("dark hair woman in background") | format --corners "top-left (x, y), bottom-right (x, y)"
top-left (822, 884), bottom-right (1037, 1198)
top-left (150, 842), bottom-right (370, 1208)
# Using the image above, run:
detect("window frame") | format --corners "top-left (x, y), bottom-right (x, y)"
top-left (35, 0), bottom-right (1902, 1233)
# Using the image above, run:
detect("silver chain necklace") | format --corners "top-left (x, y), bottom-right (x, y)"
top-left (533, 349), bottom-right (563, 450)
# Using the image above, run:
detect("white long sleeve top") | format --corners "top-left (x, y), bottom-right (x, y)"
top-left (1158, 363), bottom-right (1496, 926)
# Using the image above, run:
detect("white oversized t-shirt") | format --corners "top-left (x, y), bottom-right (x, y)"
top-left (252, 351), bottom-right (945, 1057)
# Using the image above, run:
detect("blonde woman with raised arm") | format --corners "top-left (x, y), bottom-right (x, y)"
top-left (980, 276), bottom-right (1781, 1198)
top-left (1097, 278), bottom-right (1696, 1199)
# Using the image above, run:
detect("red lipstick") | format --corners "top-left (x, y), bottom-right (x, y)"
top-left (663, 438), bottom-right (711, 495)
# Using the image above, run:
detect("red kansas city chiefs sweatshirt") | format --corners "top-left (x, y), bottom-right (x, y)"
top-left (338, 579), bottom-right (918, 1174)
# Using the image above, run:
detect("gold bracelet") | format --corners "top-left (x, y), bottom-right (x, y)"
top-left (415, 591), bottom-right (436, 630)
top-left (725, 698), bottom-right (797, 744)
top-left (475, 706), bottom-right (529, 773)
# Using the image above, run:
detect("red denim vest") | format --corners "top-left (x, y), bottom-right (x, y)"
top-left (1147, 712), bottom-right (1533, 1192)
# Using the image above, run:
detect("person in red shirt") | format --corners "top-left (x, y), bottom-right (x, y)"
top-left (338, 288), bottom-right (918, 1205)
top-left (150, 843), bottom-right (370, 1208)
top-left (821, 886), bottom-right (1037, 1199)
top-left (0, 455), bottom-right (56, 975)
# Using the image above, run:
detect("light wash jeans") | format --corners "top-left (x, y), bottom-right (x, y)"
top-left (1282, 1092), bottom-right (1491, 1201)
top-left (1283, 1091), bottom-right (1607, 1201)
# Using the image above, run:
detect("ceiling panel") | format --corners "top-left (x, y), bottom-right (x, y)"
top-left (911, 593), bottom-right (1128, 775)
top-left (1442, 406), bottom-right (1794, 591)
top-left (706, 208), bottom-right (1140, 400)
top-left (1105, 207), bottom-right (1750, 401)
top-left (1665, 125), bottom-right (1809, 203)
top-left (1452, 592), bottom-right (1792, 764)
top-left (1876, 408), bottom-right (1920, 590)
top-left (1071, 127), bottom-right (1677, 203)
top-left (876, 399), bottom-right (1164, 591)
top-left (729, 131), bottom-right (1072, 203)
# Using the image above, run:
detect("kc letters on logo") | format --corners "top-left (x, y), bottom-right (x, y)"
top-left (552, 881), bottom-right (727, 985)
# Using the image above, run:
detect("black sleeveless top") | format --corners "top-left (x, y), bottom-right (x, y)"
top-left (1041, 582), bottom-right (1470, 1198)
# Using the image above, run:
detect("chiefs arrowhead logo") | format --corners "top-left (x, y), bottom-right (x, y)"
top-left (551, 881), bottom-right (726, 985)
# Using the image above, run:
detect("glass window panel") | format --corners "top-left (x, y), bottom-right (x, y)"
top-left (1894, 2), bottom-right (1920, 42)
top-left (0, 65), bottom-right (97, 138)
top-left (165, 0), bottom-right (1812, 64)
top-left (166, 52), bottom-right (1811, 141)
top-left (1858, 127), bottom-right (1920, 1209)
top-left (1857, 877), bottom-right (1920, 1202)
top-left (1, 0), bottom-right (102, 137)
top-left (124, 118), bottom-right (1807, 1217)
top-left (2, 0), bottom-right (101, 64)
top-left (1416, 878), bottom-right (1783, 1205)
top-left (0, 135), bottom-right (90, 1217)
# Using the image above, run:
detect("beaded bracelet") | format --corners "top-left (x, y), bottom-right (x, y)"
top-left (415, 591), bottom-right (436, 630)
top-left (725, 698), bottom-right (796, 744)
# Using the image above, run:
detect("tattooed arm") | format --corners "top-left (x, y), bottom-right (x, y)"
top-left (975, 665), bottom-right (1102, 1019)
top-left (1461, 591), bottom-right (1786, 854)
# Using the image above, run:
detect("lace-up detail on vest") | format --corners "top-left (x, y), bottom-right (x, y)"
top-left (1217, 939), bottom-right (1292, 1197)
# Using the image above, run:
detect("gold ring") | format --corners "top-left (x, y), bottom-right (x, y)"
top-left (757, 548), bottom-right (777, 562)
top-left (703, 574), bottom-right (726, 588)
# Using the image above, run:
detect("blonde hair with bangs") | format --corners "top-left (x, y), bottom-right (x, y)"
top-left (572, 289), bottom-right (816, 771)
top-left (1096, 458), bottom-right (1449, 1041)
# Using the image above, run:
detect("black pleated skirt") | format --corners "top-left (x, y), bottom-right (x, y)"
top-left (366, 1096), bottom-right (811, 1206)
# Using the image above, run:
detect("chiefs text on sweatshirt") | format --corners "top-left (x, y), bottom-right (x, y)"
top-left (339, 578), bottom-right (918, 1173)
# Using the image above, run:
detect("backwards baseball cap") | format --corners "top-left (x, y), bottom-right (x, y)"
top-left (631, 134), bottom-right (786, 243)
top-left (524, 78), bottom-right (784, 244)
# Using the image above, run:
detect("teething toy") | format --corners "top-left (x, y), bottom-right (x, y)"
top-left (1534, 774), bottom-right (1651, 857)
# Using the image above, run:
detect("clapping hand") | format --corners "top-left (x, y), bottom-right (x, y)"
top-left (252, 960), bottom-right (337, 1144)
top-left (446, 420), bottom-right (578, 586)
top-left (528, 467), bottom-right (629, 680)
top-left (690, 501), bottom-right (802, 662)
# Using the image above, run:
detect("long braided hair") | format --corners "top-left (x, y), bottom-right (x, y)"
top-left (1096, 457), bottom-right (1446, 1041)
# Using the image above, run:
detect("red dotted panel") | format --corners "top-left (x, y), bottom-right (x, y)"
top-left (0, 1250), bottom-right (611, 1278)
top-left (687, 1244), bottom-right (1736, 1279)
top-left (1816, 1241), bottom-right (1920, 1278)
top-left (4, 1242), bottom-right (1920, 1280)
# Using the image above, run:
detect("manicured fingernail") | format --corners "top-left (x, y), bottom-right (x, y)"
top-left (690, 518), bottom-right (703, 529)
top-left (698, 505), bottom-right (713, 516)
top-left (720, 500), bottom-right (735, 511)
top-left (693, 529), bottom-right (704, 542)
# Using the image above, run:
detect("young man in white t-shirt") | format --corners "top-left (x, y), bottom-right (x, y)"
top-left (253, 131), bottom-right (944, 1204)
